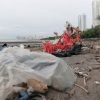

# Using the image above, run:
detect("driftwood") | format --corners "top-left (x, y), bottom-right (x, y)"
top-left (75, 71), bottom-right (88, 78)
top-left (84, 77), bottom-right (87, 87)
top-left (75, 84), bottom-right (89, 94)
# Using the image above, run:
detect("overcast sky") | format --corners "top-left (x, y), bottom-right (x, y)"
top-left (0, 0), bottom-right (92, 39)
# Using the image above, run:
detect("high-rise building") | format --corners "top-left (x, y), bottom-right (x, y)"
top-left (78, 14), bottom-right (86, 31)
top-left (92, 0), bottom-right (100, 26)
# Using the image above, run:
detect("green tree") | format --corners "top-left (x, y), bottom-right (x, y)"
top-left (81, 25), bottom-right (100, 38)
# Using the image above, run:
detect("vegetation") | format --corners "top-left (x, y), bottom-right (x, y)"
top-left (81, 25), bottom-right (100, 38)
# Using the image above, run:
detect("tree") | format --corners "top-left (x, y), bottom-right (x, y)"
top-left (81, 25), bottom-right (100, 38)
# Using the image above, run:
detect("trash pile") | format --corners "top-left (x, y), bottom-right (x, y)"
top-left (5, 79), bottom-right (48, 100)
top-left (42, 23), bottom-right (82, 57)
top-left (0, 47), bottom-right (76, 100)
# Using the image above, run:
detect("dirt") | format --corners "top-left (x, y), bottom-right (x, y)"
top-left (45, 53), bottom-right (100, 100)
top-left (63, 53), bottom-right (100, 100)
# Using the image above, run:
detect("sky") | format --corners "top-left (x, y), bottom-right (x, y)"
top-left (0, 0), bottom-right (92, 39)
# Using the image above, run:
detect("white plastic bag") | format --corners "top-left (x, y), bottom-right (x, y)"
top-left (0, 47), bottom-right (76, 100)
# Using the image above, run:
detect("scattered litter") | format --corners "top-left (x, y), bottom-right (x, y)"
top-left (19, 91), bottom-right (28, 100)
top-left (75, 84), bottom-right (89, 94)
top-left (81, 47), bottom-right (90, 54)
top-left (6, 88), bottom-right (47, 100)
top-left (75, 71), bottom-right (88, 78)
top-left (95, 81), bottom-right (100, 85)
top-left (19, 44), bottom-right (24, 49)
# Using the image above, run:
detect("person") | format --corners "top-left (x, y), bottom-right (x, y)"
top-left (2, 43), bottom-right (7, 47)
top-left (66, 24), bottom-right (72, 34)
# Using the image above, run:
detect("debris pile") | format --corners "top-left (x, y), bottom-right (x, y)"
top-left (5, 79), bottom-right (48, 100)
top-left (0, 47), bottom-right (76, 100)
top-left (42, 23), bottom-right (82, 57)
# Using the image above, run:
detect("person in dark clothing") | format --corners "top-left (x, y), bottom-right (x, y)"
top-left (2, 43), bottom-right (7, 47)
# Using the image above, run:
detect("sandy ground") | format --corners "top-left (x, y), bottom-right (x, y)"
top-left (63, 53), bottom-right (100, 100)
top-left (46, 53), bottom-right (100, 100)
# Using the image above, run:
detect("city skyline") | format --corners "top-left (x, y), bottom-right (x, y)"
top-left (92, 0), bottom-right (100, 26)
top-left (78, 14), bottom-right (87, 31)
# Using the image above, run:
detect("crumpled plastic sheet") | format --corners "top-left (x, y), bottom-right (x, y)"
top-left (0, 47), bottom-right (76, 100)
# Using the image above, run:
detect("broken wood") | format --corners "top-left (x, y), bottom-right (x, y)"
top-left (84, 77), bottom-right (87, 87)
top-left (75, 71), bottom-right (88, 78)
top-left (75, 84), bottom-right (89, 94)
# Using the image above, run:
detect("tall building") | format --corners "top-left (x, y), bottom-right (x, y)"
top-left (92, 0), bottom-right (100, 26)
top-left (78, 14), bottom-right (86, 31)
